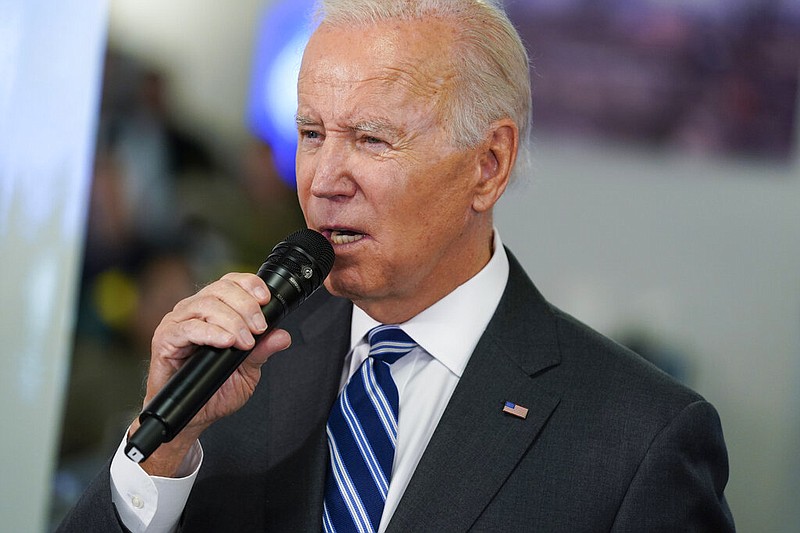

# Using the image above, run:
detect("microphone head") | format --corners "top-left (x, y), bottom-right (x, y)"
top-left (257, 229), bottom-right (335, 310)
top-left (284, 228), bottom-right (335, 278)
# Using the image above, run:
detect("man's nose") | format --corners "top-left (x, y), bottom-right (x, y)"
top-left (309, 138), bottom-right (358, 199)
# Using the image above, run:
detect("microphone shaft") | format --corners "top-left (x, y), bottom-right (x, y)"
top-left (125, 296), bottom-right (285, 463)
top-left (123, 228), bottom-right (335, 464)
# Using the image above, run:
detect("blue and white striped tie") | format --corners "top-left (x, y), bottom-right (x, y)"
top-left (323, 325), bottom-right (417, 533)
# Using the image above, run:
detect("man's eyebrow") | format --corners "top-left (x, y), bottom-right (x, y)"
top-left (295, 115), bottom-right (404, 137)
top-left (295, 114), bottom-right (317, 127)
top-left (352, 119), bottom-right (402, 137)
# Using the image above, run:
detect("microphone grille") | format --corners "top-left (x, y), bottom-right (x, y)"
top-left (284, 228), bottom-right (335, 277)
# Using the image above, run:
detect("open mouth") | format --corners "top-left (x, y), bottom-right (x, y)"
top-left (330, 229), bottom-right (365, 245)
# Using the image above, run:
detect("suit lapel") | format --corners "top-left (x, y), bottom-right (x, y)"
top-left (188, 288), bottom-right (352, 532)
top-left (258, 289), bottom-right (352, 530)
top-left (261, 288), bottom-right (352, 456)
top-left (387, 251), bottom-right (562, 531)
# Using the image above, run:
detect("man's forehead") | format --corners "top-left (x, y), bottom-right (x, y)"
top-left (299, 19), bottom-right (455, 94)
top-left (297, 66), bottom-right (449, 128)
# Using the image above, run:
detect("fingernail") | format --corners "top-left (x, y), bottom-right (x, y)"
top-left (254, 286), bottom-right (269, 301)
top-left (279, 331), bottom-right (292, 350)
top-left (240, 329), bottom-right (255, 347)
top-left (253, 312), bottom-right (267, 331)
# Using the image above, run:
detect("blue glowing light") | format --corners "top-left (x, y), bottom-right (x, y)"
top-left (246, 0), bottom-right (316, 187)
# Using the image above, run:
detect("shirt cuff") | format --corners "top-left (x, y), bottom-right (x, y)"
top-left (110, 433), bottom-right (203, 533)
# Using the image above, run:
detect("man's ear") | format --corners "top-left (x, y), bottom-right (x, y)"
top-left (472, 119), bottom-right (518, 213)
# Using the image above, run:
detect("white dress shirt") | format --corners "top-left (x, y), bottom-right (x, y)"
top-left (110, 231), bottom-right (509, 533)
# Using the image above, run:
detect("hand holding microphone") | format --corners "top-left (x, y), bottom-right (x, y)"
top-left (126, 229), bottom-right (334, 468)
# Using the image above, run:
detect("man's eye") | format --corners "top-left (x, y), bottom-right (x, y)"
top-left (303, 130), bottom-right (320, 139)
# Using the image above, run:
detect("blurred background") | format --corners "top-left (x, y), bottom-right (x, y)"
top-left (1, 0), bottom-right (798, 531)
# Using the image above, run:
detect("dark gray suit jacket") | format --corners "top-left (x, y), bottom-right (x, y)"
top-left (58, 250), bottom-right (734, 532)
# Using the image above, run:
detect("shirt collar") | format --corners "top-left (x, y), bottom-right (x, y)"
top-left (350, 229), bottom-right (510, 377)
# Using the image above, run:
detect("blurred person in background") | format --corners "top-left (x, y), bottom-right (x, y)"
top-left (58, 0), bottom-right (734, 531)
top-left (53, 46), bottom-right (302, 524)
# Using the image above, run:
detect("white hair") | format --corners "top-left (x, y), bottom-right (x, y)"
top-left (313, 0), bottom-right (533, 183)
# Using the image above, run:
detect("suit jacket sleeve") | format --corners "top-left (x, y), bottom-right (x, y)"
top-left (611, 400), bottom-right (734, 532)
top-left (55, 465), bottom-right (131, 533)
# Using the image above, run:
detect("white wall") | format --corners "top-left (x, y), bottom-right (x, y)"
top-left (496, 141), bottom-right (800, 533)
top-left (0, 0), bottom-right (107, 531)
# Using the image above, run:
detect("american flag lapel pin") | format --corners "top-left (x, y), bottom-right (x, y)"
top-left (502, 401), bottom-right (529, 420)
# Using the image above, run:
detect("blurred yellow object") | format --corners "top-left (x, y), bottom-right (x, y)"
top-left (91, 269), bottom-right (138, 330)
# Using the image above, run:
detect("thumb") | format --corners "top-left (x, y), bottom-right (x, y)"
top-left (245, 328), bottom-right (292, 368)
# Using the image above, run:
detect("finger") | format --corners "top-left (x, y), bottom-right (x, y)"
top-left (186, 294), bottom-right (265, 348)
top-left (176, 280), bottom-right (268, 338)
top-left (244, 329), bottom-right (292, 368)
top-left (155, 317), bottom-right (238, 358)
top-left (216, 273), bottom-right (273, 331)
top-left (194, 278), bottom-right (266, 329)
top-left (219, 272), bottom-right (271, 306)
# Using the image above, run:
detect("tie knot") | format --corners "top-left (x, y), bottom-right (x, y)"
top-left (367, 325), bottom-right (416, 364)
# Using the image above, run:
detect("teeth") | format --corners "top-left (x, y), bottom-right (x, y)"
top-left (331, 230), bottom-right (365, 245)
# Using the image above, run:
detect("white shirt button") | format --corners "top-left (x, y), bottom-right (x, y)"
top-left (131, 495), bottom-right (144, 509)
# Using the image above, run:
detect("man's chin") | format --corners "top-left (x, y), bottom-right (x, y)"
top-left (322, 274), bottom-right (362, 301)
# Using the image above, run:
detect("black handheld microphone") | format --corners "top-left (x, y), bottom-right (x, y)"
top-left (125, 229), bottom-right (335, 463)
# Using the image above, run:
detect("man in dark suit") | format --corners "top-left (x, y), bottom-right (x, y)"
top-left (59, 0), bottom-right (734, 531)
